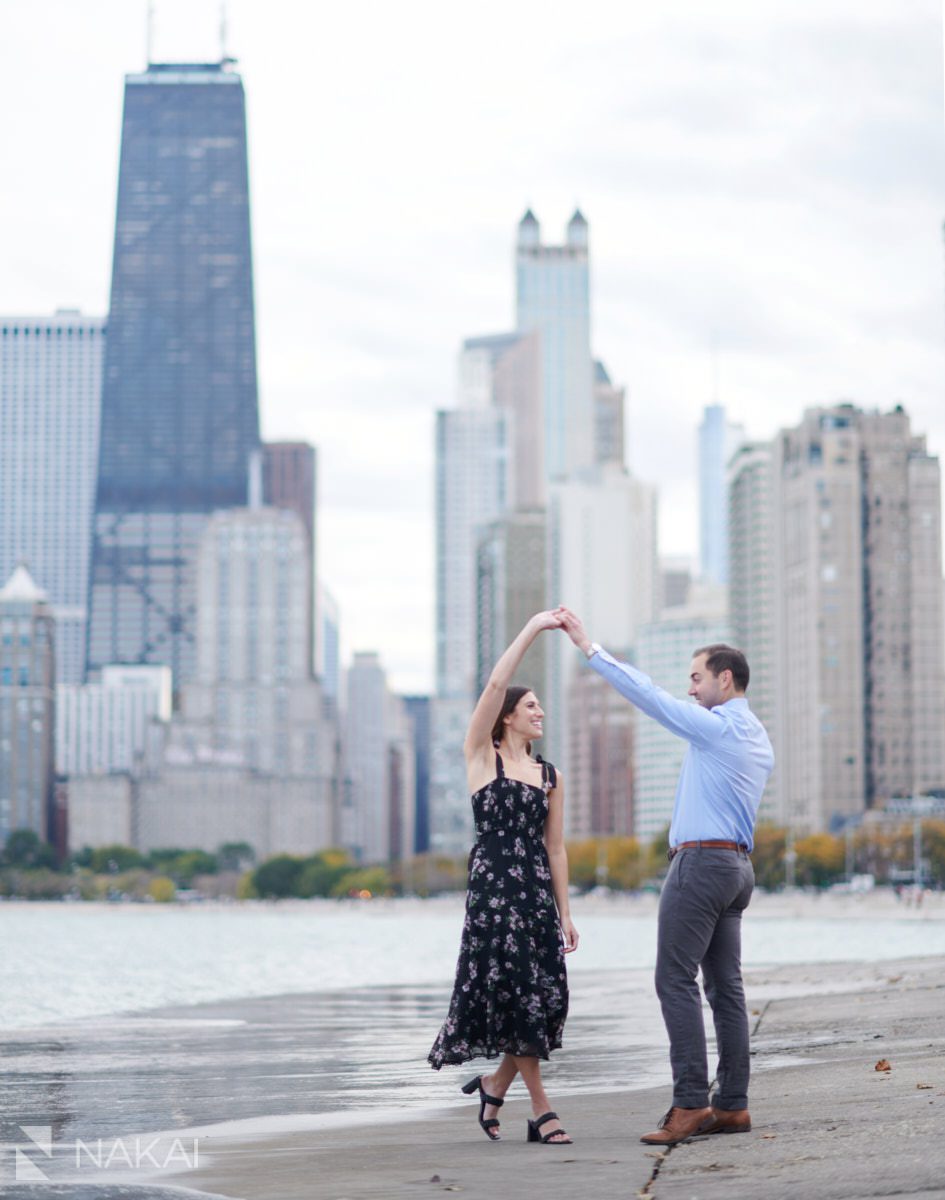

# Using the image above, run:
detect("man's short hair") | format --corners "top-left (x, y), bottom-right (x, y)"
top-left (693, 644), bottom-right (750, 692)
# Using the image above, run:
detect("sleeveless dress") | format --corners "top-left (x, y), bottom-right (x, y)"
top-left (428, 753), bottom-right (569, 1068)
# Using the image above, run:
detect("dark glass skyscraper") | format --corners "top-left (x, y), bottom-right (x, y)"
top-left (87, 62), bottom-right (260, 687)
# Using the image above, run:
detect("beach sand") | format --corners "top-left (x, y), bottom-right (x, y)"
top-left (4, 954), bottom-right (945, 1199)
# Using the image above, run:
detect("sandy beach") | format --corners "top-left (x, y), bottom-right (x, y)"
top-left (4, 928), bottom-right (945, 1199)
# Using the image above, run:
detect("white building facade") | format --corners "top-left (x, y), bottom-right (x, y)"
top-left (546, 466), bottom-right (658, 794)
top-left (57, 664), bottom-right (171, 777)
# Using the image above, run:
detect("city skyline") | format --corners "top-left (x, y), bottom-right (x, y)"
top-left (2, 1), bottom-right (944, 693)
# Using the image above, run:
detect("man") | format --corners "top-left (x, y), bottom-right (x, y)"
top-left (555, 606), bottom-right (774, 1146)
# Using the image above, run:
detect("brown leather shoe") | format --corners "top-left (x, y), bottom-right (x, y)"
top-left (640, 1105), bottom-right (714, 1145)
top-left (696, 1107), bottom-right (752, 1135)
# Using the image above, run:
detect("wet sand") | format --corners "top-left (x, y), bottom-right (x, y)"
top-left (4, 956), bottom-right (945, 1198)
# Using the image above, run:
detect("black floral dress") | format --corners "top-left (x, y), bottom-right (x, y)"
top-left (428, 753), bottom-right (569, 1068)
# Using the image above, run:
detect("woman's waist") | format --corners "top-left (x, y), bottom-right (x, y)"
top-left (474, 824), bottom-right (546, 840)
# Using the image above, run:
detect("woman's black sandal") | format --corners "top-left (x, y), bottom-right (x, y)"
top-left (461, 1075), bottom-right (504, 1140)
top-left (527, 1111), bottom-right (571, 1144)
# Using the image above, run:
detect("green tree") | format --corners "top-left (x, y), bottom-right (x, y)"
top-left (297, 849), bottom-right (353, 897)
top-left (217, 842), bottom-right (256, 872)
top-left (605, 837), bottom-right (646, 890)
top-left (149, 876), bottom-right (176, 903)
top-left (920, 820), bottom-right (945, 887)
top-left (3, 829), bottom-right (58, 870)
top-left (751, 825), bottom-right (787, 890)
top-left (168, 850), bottom-right (218, 883)
top-left (794, 833), bottom-right (844, 888)
top-left (331, 866), bottom-right (392, 898)
top-left (89, 844), bottom-right (144, 873)
top-left (253, 854), bottom-right (306, 898)
top-left (565, 839), bottom-right (601, 890)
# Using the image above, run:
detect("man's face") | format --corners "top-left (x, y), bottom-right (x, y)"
top-left (688, 653), bottom-right (726, 709)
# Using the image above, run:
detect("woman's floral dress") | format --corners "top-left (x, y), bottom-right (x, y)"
top-left (428, 753), bottom-right (568, 1068)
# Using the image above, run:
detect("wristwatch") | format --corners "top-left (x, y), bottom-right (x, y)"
top-left (585, 642), bottom-right (602, 660)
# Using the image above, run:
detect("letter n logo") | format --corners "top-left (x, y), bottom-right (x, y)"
top-left (15, 1126), bottom-right (53, 1181)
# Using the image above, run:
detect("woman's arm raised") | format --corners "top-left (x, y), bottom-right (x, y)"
top-left (463, 611), bottom-right (561, 764)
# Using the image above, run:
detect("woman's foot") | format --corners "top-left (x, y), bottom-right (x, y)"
top-left (480, 1073), bottom-right (507, 1128)
top-left (529, 1107), bottom-right (571, 1143)
top-left (461, 1073), bottom-right (507, 1140)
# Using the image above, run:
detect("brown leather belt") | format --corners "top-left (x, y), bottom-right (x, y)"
top-left (667, 839), bottom-right (748, 861)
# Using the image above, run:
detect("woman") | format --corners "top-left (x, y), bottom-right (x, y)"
top-left (428, 611), bottom-right (579, 1145)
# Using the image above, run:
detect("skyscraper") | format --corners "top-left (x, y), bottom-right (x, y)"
top-left (546, 466), bottom-right (658, 796)
top-left (262, 442), bottom-right (316, 546)
top-left (87, 61), bottom-right (260, 688)
top-left (772, 405), bottom-right (945, 830)
top-left (263, 441), bottom-right (317, 673)
top-left (460, 331), bottom-right (544, 508)
top-left (435, 407), bottom-right (509, 699)
top-left (0, 312), bottom-right (105, 683)
top-left (0, 566), bottom-right (56, 845)
top-left (698, 404), bottom-right (744, 585)
top-left (593, 360), bottom-right (626, 469)
top-left (180, 506), bottom-right (317, 776)
top-left (728, 441), bottom-right (780, 821)
top-left (516, 209), bottom-right (594, 482)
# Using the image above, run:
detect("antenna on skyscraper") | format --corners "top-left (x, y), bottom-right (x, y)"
top-left (220, 1), bottom-right (229, 63)
top-left (146, 0), bottom-right (155, 65)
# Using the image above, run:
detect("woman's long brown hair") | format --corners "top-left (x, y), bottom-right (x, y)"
top-left (490, 685), bottom-right (534, 753)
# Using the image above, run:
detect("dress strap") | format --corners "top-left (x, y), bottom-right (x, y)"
top-left (536, 755), bottom-right (557, 789)
top-left (495, 750), bottom-right (505, 778)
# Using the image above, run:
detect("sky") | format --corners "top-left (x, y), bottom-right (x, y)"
top-left (1, 0), bottom-right (944, 694)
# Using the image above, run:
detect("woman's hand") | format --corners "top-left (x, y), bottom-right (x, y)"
top-left (528, 610), bottom-right (563, 633)
top-left (561, 917), bottom-right (580, 954)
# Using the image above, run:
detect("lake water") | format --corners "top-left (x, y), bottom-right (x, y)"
top-left (5, 892), bottom-right (945, 1030)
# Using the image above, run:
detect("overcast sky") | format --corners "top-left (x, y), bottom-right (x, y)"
top-left (2, 0), bottom-right (943, 694)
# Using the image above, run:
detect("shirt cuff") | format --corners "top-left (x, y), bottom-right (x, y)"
top-left (585, 641), bottom-right (602, 660)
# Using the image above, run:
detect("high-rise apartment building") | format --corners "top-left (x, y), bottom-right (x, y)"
top-left (262, 441), bottom-right (317, 673)
top-left (475, 509), bottom-right (546, 697)
top-left (770, 405), bottom-right (945, 831)
top-left (0, 566), bottom-right (56, 845)
top-left (699, 404), bottom-right (744, 585)
top-left (262, 442), bottom-right (316, 546)
top-left (516, 209), bottom-right (594, 482)
top-left (567, 663), bottom-right (635, 838)
top-left (317, 583), bottom-right (340, 703)
top-left (345, 651), bottom-right (412, 863)
top-left (403, 695), bottom-right (431, 854)
top-left (177, 507), bottom-right (319, 777)
top-left (460, 332), bottom-right (544, 509)
top-left (434, 407), bottom-right (509, 699)
top-left (728, 442), bottom-right (780, 821)
top-left (0, 312), bottom-right (105, 683)
top-left (594, 361), bottom-right (626, 469)
top-left (87, 61), bottom-right (260, 686)
top-left (546, 466), bottom-right (658, 793)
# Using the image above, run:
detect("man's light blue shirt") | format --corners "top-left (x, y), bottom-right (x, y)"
top-left (588, 647), bottom-right (774, 852)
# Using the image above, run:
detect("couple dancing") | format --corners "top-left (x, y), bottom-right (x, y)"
top-left (428, 608), bottom-right (774, 1147)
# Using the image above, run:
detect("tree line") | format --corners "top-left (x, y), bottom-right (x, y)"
top-left (4, 821), bottom-right (945, 900)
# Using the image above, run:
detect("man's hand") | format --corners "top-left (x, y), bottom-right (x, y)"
top-left (554, 606), bottom-right (593, 656)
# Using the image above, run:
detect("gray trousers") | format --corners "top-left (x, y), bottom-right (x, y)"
top-left (655, 846), bottom-right (755, 1110)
